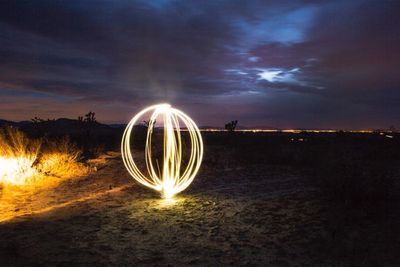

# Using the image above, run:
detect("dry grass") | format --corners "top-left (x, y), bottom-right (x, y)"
top-left (0, 127), bottom-right (40, 185)
top-left (0, 127), bottom-right (88, 187)
top-left (0, 127), bottom-right (41, 158)
top-left (36, 136), bottom-right (88, 178)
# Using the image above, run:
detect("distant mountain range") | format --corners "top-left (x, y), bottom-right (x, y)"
top-left (0, 119), bottom-right (282, 131)
top-left (0, 118), bottom-right (120, 136)
top-left (0, 119), bottom-right (32, 127)
top-left (1, 119), bottom-right (346, 131)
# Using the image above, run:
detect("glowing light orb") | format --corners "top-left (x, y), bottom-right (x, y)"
top-left (0, 156), bottom-right (37, 185)
top-left (121, 104), bottom-right (203, 199)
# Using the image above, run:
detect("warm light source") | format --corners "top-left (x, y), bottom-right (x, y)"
top-left (0, 156), bottom-right (37, 185)
top-left (0, 127), bottom-right (88, 187)
top-left (0, 127), bottom-right (39, 186)
top-left (121, 104), bottom-right (203, 199)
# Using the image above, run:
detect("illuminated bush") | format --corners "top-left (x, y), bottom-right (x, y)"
top-left (0, 127), bottom-right (88, 187)
top-left (0, 127), bottom-right (40, 185)
top-left (36, 137), bottom-right (88, 178)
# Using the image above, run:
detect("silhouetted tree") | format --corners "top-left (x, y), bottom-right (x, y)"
top-left (84, 112), bottom-right (96, 123)
top-left (143, 120), bottom-right (150, 127)
top-left (31, 117), bottom-right (44, 123)
top-left (142, 120), bottom-right (156, 128)
top-left (225, 120), bottom-right (238, 131)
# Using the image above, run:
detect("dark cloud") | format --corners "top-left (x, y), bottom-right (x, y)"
top-left (0, 0), bottom-right (399, 128)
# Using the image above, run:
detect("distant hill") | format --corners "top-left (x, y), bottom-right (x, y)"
top-left (0, 119), bottom-right (16, 127)
top-left (1, 119), bottom-right (283, 132)
top-left (0, 119), bottom-right (33, 127)
top-left (109, 124), bottom-right (127, 129)
top-left (0, 118), bottom-right (121, 136)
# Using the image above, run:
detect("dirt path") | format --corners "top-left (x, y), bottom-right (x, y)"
top-left (0, 152), bottom-right (327, 266)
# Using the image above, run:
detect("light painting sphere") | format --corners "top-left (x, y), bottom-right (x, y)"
top-left (121, 104), bottom-right (203, 199)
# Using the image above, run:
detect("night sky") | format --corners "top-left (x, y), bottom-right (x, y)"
top-left (1, 0), bottom-right (399, 129)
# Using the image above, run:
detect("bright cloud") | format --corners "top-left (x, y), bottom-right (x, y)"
top-left (257, 68), bottom-right (301, 84)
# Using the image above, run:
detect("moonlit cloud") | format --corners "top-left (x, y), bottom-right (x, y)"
top-left (257, 67), bottom-right (304, 85)
top-left (258, 69), bottom-right (282, 82)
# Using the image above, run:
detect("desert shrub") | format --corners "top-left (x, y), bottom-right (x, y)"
top-left (0, 127), bottom-right (41, 185)
top-left (0, 126), bottom-right (41, 159)
top-left (36, 136), bottom-right (88, 178)
top-left (0, 127), bottom-right (88, 186)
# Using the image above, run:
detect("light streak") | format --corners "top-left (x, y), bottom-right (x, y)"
top-left (121, 104), bottom-right (203, 199)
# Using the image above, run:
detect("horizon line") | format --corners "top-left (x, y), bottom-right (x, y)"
top-left (0, 117), bottom-right (397, 132)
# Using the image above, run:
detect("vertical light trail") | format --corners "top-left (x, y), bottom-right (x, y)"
top-left (121, 104), bottom-right (203, 199)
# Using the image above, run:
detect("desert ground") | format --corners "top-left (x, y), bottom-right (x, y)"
top-left (0, 131), bottom-right (399, 266)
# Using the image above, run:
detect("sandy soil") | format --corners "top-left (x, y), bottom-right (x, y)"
top-left (0, 152), bottom-right (396, 266)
